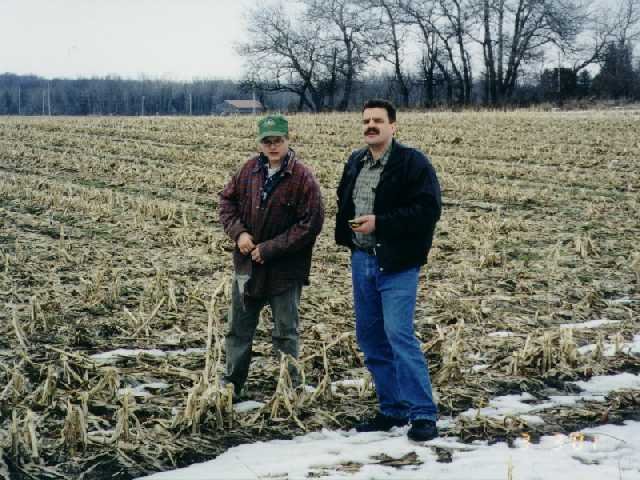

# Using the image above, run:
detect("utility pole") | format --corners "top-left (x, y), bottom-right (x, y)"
top-left (252, 88), bottom-right (256, 115)
top-left (141, 95), bottom-right (145, 116)
top-left (17, 86), bottom-right (21, 115)
top-left (189, 93), bottom-right (193, 115)
top-left (42, 90), bottom-right (46, 115)
top-left (47, 81), bottom-right (51, 115)
top-left (557, 51), bottom-right (562, 98)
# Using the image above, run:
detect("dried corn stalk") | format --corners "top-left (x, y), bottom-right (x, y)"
top-left (35, 365), bottom-right (58, 406)
top-left (435, 322), bottom-right (465, 384)
top-left (9, 410), bottom-right (39, 463)
top-left (172, 374), bottom-right (234, 433)
top-left (111, 389), bottom-right (141, 444)
top-left (61, 400), bottom-right (87, 453)
top-left (89, 367), bottom-right (120, 399)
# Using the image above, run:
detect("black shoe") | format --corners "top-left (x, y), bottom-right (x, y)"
top-left (408, 419), bottom-right (438, 441)
top-left (355, 412), bottom-right (408, 432)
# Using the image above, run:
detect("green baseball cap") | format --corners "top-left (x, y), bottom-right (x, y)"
top-left (257, 114), bottom-right (288, 141)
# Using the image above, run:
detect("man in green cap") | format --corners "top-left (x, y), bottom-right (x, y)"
top-left (219, 114), bottom-right (324, 398)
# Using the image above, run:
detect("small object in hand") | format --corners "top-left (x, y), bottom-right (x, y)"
top-left (349, 219), bottom-right (362, 228)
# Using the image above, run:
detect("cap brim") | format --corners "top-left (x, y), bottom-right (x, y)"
top-left (258, 131), bottom-right (288, 141)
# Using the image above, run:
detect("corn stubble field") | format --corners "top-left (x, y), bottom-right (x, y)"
top-left (0, 111), bottom-right (639, 479)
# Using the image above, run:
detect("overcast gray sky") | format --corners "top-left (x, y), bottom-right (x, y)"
top-left (1, 0), bottom-right (253, 80)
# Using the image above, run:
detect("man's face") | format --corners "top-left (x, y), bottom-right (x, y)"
top-left (362, 108), bottom-right (396, 148)
top-left (259, 136), bottom-right (289, 163)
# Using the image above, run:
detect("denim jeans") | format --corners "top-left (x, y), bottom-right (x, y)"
top-left (351, 250), bottom-right (437, 421)
top-left (224, 277), bottom-right (302, 394)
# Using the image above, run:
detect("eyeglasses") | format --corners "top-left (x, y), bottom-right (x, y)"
top-left (261, 137), bottom-right (285, 146)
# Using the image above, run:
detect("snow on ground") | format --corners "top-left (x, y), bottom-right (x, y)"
top-left (578, 335), bottom-right (640, 357)
top-left (471, 364), bottom-right (490, 372)
top-left (139, 422), bottom-right (640, 480)
top-left (233, 401), bottom-right (264, 414)
top-left (90, 348), bottom-right (206, 363)
top-left (574, 372), bottom-right (640, 394)
top-left (488, 331), bottom-right (516, 337)
top-left (138, 371), bottom-right (640, 480)
top-left (606, 298), bottom-right (639, 306)
top-left (458, 373), bottom-right (640, 420)
top-left (560, 319), bottom-right (621, 329)
top-left (117, 382), bottom-right (170, 398)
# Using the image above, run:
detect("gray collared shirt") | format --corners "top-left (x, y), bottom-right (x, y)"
top-left (352, 144), bottom-right (392, 248)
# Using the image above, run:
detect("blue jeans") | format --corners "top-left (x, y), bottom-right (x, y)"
top-left (351, 250), bottom-right (437, 421)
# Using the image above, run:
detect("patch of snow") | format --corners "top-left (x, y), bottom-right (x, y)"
top-left (459, 371), bottom-right (640, 420)
top-left (117, 382), bottom-right (170, 398)
top-left (136, 367), bottom-right (640, 480)
top-left (333, 379), bottom-right (366, 388)
top-left (91, 348), bottom-right (206, 363)
top-left (606, 298), bottom-right (638, 305)
top-left (560, 319), bottom-right (621, 329)
top-left (331, 378), bottom-right (367, 393)
top-left (518, 415), bottom-right (545, 425)
top-left (137, 422), bottom-right (640, 480)
top-left (573, 373), bottom-right (640, 395)
top-left (578, 335), bottom-right (640, 357)
top-left (471, 364), bottom-right (490, 372)
top-left (461, 393), bottom-right (538, 418)
top-left (300, 379), bottom-right (369, 395)
top-left (233, 401), bottom-right (264, 413)
top-left (488, 331), bottom-right (515, 337)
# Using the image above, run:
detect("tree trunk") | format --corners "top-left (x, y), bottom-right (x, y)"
top-left (483, 0), bottom-right (497, 105)
top-left (339, 40), bottom-right (354, 111)
top-left (382, 0), bottom-right (410, 107)
top-left (497, 0), bottom-right (505, 103)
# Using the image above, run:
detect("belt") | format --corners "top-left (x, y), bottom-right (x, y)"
top-left (355, 246), bottom-right (377, 256)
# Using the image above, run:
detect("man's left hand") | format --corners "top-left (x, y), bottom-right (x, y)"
top-left (251, 245), bottom-right (265, 264)
top-left (352, 215), bottom-right (376, 234)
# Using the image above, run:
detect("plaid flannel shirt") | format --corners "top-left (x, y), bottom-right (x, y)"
top-left (352, 145), bottom-right (391, 248)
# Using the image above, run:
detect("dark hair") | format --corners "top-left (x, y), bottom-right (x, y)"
top-left (362, 99), bottom-right (396, 123)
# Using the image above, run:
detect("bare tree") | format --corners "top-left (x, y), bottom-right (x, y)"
top-left (362, 0), bottom-right (413, 107)
top-left (303, 0), bottom-right (377, 110)
top-left (404, 0), bottom-right (475, 105)
top-left (239, 3), bottom-right (331, 112)
top-left (478, 0), bottom-right (588, 104)
top-left (399, 0), bottom-right (444, 106)
top-left (437, 0), bottom-right (475, 104)
top-left (614, 0), bottom-right (640, 44)
top-left (236, 0), bottom-right (640, 109)
top-left (551, 0), bottom-right (640, 77)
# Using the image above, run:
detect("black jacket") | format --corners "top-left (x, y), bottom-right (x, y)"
top-left (335, 140), bottom-right (441, 272)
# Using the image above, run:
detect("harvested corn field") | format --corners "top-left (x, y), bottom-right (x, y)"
top-left (0, 111), bottom-right (639, 479)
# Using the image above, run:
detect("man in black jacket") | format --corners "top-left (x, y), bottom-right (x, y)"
top-left (336, 99), bottom-right (442, 442)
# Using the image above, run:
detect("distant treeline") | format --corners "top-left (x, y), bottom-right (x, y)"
top-left (0, 74), bottom-right (259, 116)
top-left (1, 39), bottom-right (638, 116)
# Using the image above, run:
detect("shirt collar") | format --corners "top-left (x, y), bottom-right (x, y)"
top-left (364, 141), bottom-right (393, 168)
top-left (253, 149), bottom-right (294, 174)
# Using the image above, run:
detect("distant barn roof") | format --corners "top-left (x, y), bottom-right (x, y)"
top-left (224, 99), bottom-right (264, 109)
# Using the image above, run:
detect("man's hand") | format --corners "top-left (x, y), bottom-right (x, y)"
top-left (351, 215), bottom-right (376, 234)
top-left (237, 232), bottom-right (255, 255)
top-left (251, 245), bottom-right (265, 264)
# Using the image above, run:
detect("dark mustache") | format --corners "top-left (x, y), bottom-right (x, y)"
top-left (365, 128), bottom-right (379, 135)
